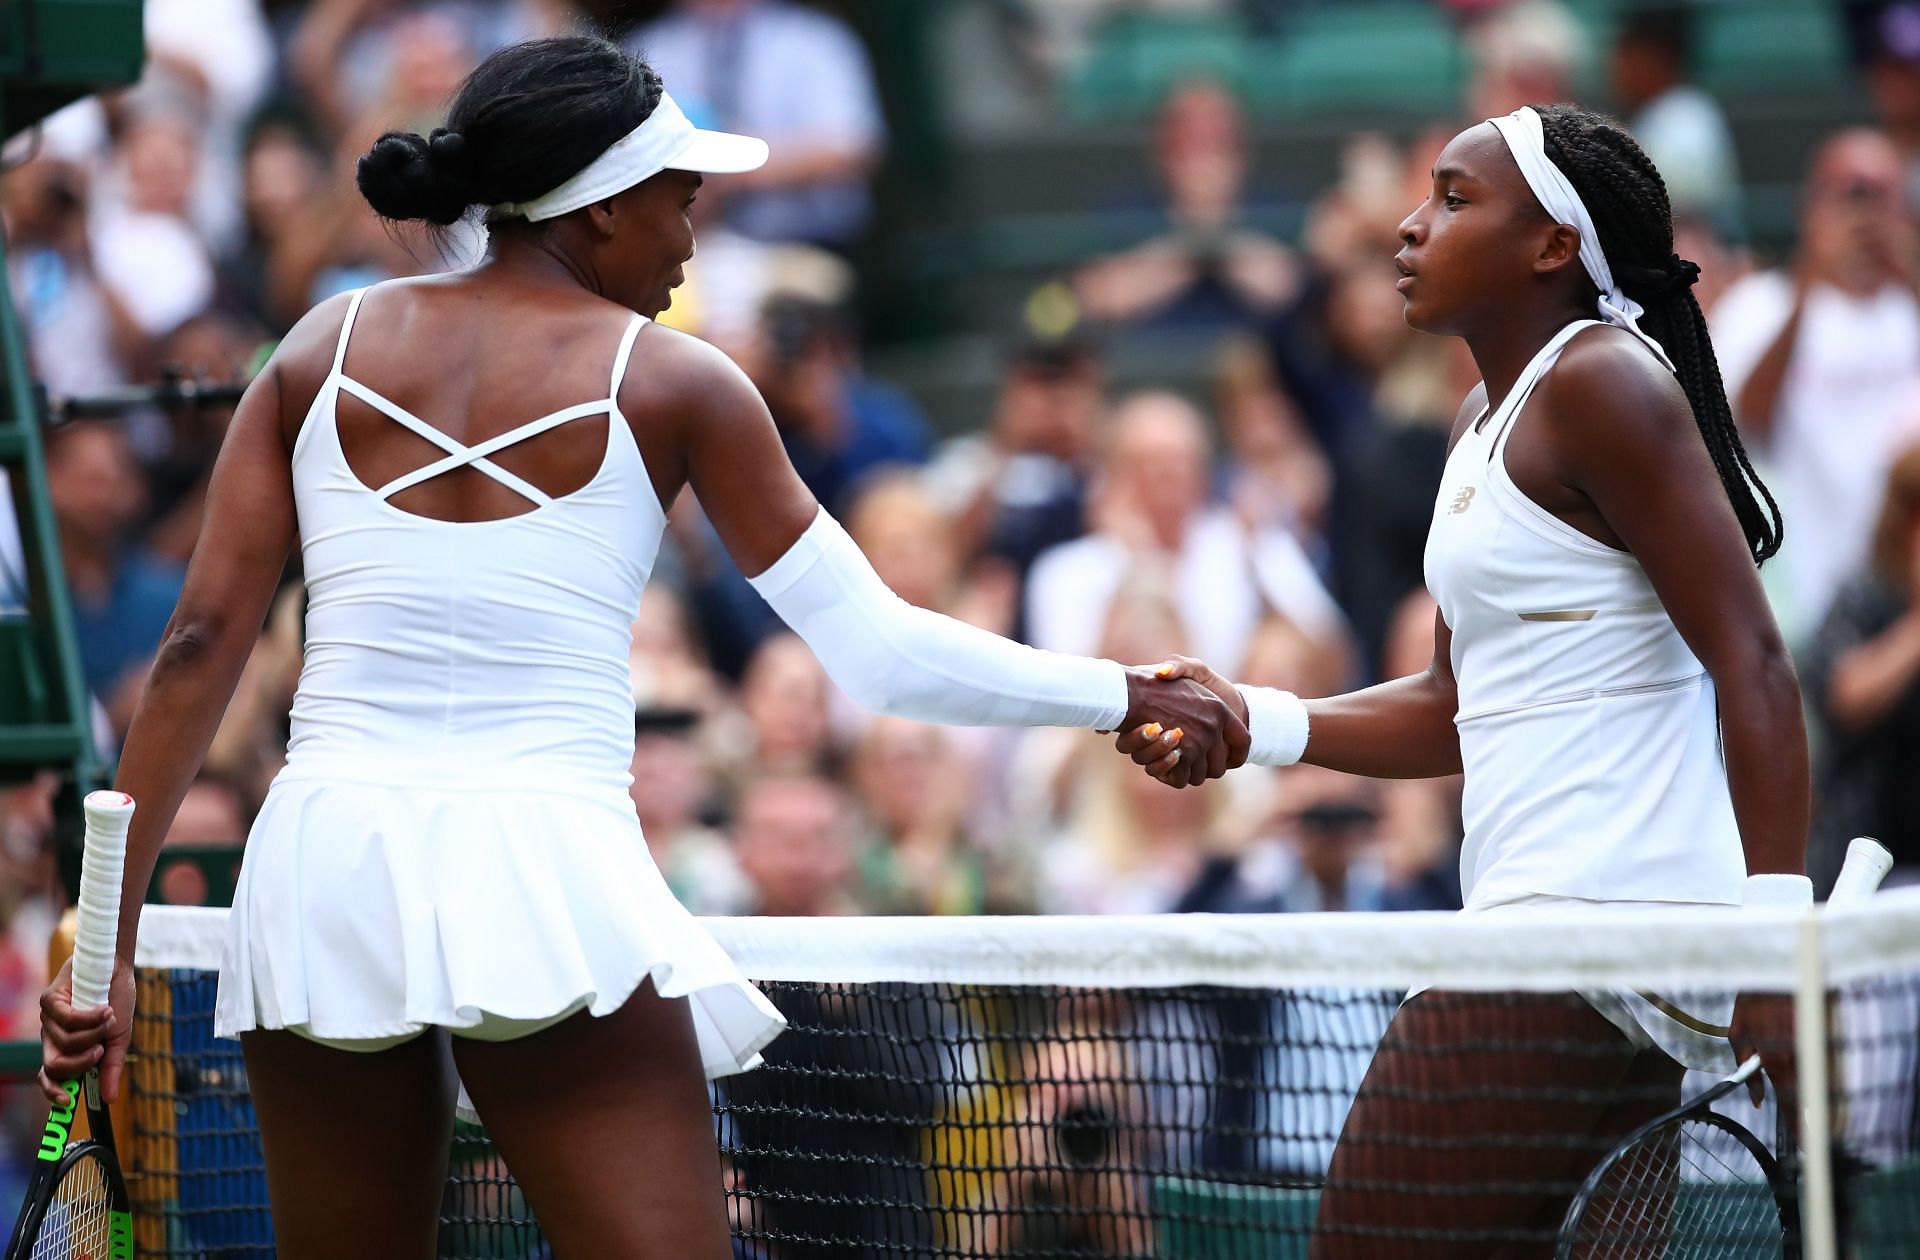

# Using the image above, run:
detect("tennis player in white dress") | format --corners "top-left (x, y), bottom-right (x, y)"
top-left (1117, 105), bottom-right (1812, 1258)
top-left (36, 38), bottom-right (1247, 1257)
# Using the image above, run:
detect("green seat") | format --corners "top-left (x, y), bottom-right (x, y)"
top-left (1851, 1158), bottom-right (1920, 1260)
top-left (1696, 0), bottom-right (1847, 95)
top-left (1155, 1177), bottom-right (1317, 1260)
top-left (1069, 13), bottom-right (1251, 121)
top-left (1255, 4), bottom-right (1464, 116)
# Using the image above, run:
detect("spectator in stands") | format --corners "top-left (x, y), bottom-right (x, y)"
top-left (1865, 1), bottom-right (1920, 208)
top-left (1610, 6), bottom-right (1743, 241)
top-left (629, 585), bottom-right (733, 716)
top-left (1, 157), bottom-right (133, 396)
top-left (1804, 442), bottom-right (1920, 892)
top-left (42, 422), bottom-right (183, 729)
top-left (1462, 0), bottom-right (1580, 119)
top-left (1026, 392), bottom-right (1343, 682)
top-left (733, 773), bottom-right (861, 918)
top-left (1214, 337), bottom-right (1331, 555)
top-left (1713, 129), bottom-right (1920, 642)
top-left (141, 311), bottom-right (268, 566)
top-left (627, 0), bottom-right (886, 246)
top-left (88, 100), bottom-right (218, 362)
top-left (1040, 736), bottom-right (1224, 916)
top-left (631, 709), bottom-right (752, 915)
top-left (735, 634), bottom-right (839, 780)
top-left (1178, 758), bottom-right (1456, 916)
top-left (742, 292), bottom-right (933, 515)
top-left (925, 332), bottom-right (1107, 632)
top-left (849, 717), bottom-right (998, 915)
top-left (221, 113), bottom-right (332, 332)
top-left (154, 776), bottom-right (249, 906)
top-left (1074, 79), bottom-right (1299, 331)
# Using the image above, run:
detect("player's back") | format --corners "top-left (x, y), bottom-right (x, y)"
top-left (281, 280), bottom-right (664, 794)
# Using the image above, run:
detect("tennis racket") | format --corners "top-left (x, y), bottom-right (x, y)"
top-left (3, 792), bottom-right (137, 1260)
top-left (1552, 837), bottom-right (1893, 1259)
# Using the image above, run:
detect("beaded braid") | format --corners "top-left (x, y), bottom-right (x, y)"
top-left (1535, 104), bottom-right (1784, 565)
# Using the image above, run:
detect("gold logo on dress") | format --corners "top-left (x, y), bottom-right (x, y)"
top-left (1449, 485), bottom-right (1477, 514)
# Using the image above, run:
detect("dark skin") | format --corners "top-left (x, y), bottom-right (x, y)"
top-left (36, 166), bottom-right (1244, 1256)
top-left (1121, 123), bottom-right (1809, 1254)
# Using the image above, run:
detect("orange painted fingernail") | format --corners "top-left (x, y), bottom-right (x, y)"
top-left (1142, 723), bottom-right (1163, 740)
top-left (1166, 727), bottom-right (1184, 743)
top-left (1156, 663), bottom-right (1174, 678)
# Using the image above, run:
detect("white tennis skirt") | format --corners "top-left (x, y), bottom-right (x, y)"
top-left (215, 766), bottom-right (786, 1080)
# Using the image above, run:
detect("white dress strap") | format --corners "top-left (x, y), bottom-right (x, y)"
top-left (375, 400), bottom-right (614, 504)
top-left (340, 377), bottom-right (557, 507)
top-left (330, 287), bottom-right (372, 378)
top-left (609, 314), bottom-right (649, 403)
top-left (1486, 319), bottom-right (1598, 462)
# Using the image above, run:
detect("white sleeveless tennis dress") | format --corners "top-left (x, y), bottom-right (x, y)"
top-left (1423, 319), bottom-right (1746, 1070)
top-left (215, 281), bottom-right (785, 1078)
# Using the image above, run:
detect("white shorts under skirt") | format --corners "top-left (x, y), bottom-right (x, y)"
top-left (217, 770), bottom-right (787, 1081)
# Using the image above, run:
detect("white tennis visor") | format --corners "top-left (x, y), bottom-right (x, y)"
top-left (490, 92), bottom-right (768, 223)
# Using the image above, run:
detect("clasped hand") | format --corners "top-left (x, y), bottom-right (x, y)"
top-left (1111, 657), bottom-right (1250, 787)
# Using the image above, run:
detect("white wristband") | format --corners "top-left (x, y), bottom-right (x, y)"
top-left (1237, 685), bottom-right (1309, 766)
top-left (1742, 873), bottom-right (1813, 909)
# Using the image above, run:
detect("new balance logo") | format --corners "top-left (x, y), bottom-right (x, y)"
top-left (1449, 486), bottom-right (1477, 514)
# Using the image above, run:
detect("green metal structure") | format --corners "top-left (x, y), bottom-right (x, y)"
top-left (0, 0), bottom-right (146, 825)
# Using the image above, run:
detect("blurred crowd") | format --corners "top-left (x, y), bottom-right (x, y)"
top-left (2, 0), bottom-right (1920, 1065)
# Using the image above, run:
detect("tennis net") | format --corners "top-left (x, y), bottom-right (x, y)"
top-left (123, 896), bottom-right (1920, 1258)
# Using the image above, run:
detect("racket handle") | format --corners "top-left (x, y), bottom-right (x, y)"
top-left (1829, 836), bottom-right (1893, 906)
top-left (71, 791), bottom-right (134, 1012)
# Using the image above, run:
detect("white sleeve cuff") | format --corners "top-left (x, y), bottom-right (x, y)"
top-left (1237, 685), bottom-right (1309, 766)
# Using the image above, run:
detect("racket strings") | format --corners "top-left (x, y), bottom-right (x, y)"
top-left (29, 1156), bottom-right (114, 1260)
top-left (1568, 1115), bottom-right (1783, 1257)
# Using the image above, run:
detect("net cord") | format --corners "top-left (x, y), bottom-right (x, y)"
top-left (135, 892), bottom-right (1920, 992)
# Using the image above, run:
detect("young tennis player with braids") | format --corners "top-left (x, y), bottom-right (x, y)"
top-left (34, 37), bottom-right (1246, 1257)
top-left (1119, 104), bottom-right (1810, 1257)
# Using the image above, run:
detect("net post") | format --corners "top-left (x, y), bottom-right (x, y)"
top-left (1794, 909), bottom-right (1837, 1260)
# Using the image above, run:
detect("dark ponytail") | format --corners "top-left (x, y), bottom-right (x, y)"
top-left (356, 35), bottom-right (666, 227)
top-left (1535, 103), bottom-right (1784, 566)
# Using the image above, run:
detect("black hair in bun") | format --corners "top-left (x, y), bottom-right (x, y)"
top-left (357, 130), bottom-right (473, 226)
top-left (354, 36), bottom-right (665, 227)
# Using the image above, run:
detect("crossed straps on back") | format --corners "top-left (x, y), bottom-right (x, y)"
top-left (328, 285), bottom-right (648, 509)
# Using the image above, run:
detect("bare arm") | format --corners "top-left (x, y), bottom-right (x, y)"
top-left (107, 305), bottom-right (338, 955)
top-left (1546, 333), bottom-right (1808, 878)
top-left (39, 298), bottom-right (340, 1104)
top-left (1302, 615), bottom-right (1462, 777)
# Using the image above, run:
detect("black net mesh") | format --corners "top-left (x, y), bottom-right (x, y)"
top-left (122, 963), bottom-right (1920, 1258)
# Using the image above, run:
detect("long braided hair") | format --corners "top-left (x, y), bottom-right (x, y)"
top-left (1534, 104), bottom-right (1784, 565)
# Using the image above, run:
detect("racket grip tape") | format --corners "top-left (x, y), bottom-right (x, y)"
top-left (71, 792), bottom-right (134, 1012)
top-left (1829, 837), bottom-right (1893, 906)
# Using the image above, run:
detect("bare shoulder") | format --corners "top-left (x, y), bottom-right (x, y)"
top-left (616, 322), bottom-right (765, 438)
top-left (1539, 324), bottom-right (1693, 452)
top-left (265, 289), bottom-right (363, 448)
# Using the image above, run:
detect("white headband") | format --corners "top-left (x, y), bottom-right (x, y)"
top-left (489, 92), bottom-right (768, 223)
top-left (1486, 107), bottom-right (1675, 372)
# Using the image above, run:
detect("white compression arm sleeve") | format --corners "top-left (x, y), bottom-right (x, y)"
top-left (749, 509), bottom-right (1130, 730)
